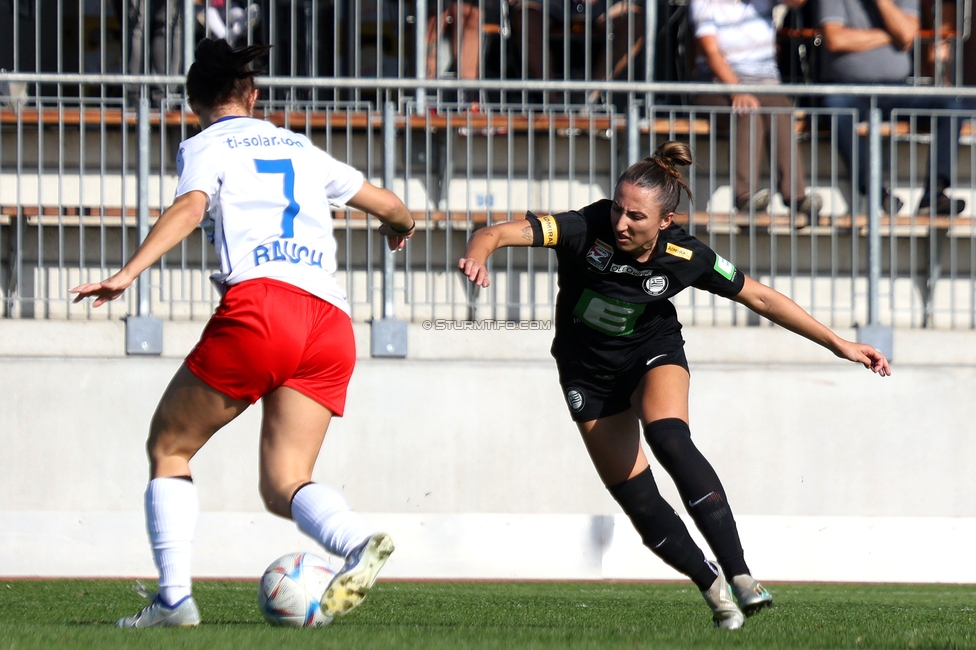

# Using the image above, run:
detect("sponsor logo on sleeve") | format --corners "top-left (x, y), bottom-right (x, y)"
top-left (585, 239), bottom-right (614, 270)
top-left (666, 242), bottom-right (693, 260)
top-left (642, 275), bottom-right (669, 296)
top-left (538, 214), bottom-right (559, 247)
top-left (713, 254), bottom-right (737, 281)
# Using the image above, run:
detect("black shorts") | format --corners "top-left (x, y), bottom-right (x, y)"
top-left (555, 338), bottom-right (689, 423)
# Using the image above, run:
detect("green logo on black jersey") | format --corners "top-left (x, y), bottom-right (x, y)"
top-left (572, 288), bottom-right (646, 336)
top-left (713, 254), bottom-right (736, 281)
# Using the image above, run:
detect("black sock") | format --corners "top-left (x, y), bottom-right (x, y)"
top-left (608, 467), bottom-right (719, 590)
top-left (644, 418), bottom-right (750, 578)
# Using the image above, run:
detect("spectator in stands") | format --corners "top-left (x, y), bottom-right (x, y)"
top-left (426, 0), bottom-right (500, 107)
top-left (509, 0), bottom-right (644, 104)
top-left (195, 0), bottom-right (260, 48)
top-left (689, 0), bottom-right (822, 224)
top-left (113, 0), bottom-right (182, 105)
top-left (819, 0), bottom-right (967, 215)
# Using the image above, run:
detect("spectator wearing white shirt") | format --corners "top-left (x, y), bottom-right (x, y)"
top-left (690, 0), bottom-right (821, 223)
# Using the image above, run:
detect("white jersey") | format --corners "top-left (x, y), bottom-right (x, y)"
top-left (174, 116), bottom-right (364, 314)
top-left (691, 0), bottom-right (781, 81)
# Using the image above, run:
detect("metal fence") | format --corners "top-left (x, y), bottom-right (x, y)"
top-left (3, 0), bottom-right (976, 329)
top-left (2, 0), bottom-right (969, 87)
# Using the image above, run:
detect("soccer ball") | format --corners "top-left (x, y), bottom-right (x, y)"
top-left (258, 552), bottom-right (336, 627)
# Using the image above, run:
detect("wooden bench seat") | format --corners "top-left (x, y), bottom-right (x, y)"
top-left (5, 204), bottom-right (972, 238)
top-left (0, 204), bottom-right (163, 228)
top-left (3, 106), bottom-right (972, 143)
top-left (679, 211), bottom-right (976, 236)
top-left (0, 107), bottom-right (624, 136)
top-left (0, 205), bottom-right (162, 217)
top-left (0, 107), bottom-right (186, 127)
top-left (831, 213), bottom-right (976, 236)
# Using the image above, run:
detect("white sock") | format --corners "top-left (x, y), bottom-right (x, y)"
top-left (291, 483), bottom-right (371, 558)
top-left (145, 477), bottom-right (198, 606)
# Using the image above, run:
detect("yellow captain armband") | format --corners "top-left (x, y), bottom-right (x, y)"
top-left (537, 214), bottom-right (559, 247)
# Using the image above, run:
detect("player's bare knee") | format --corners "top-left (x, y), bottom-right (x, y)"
top-left (147, 428), bottom-right (180, 459)
top-left (259, 477), bottom-right (296, 518)
top-left (145, 430), bottom-right (169, 466)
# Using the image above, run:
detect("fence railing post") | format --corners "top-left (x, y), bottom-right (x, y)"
top-left (415, 0), bottom-right (427, 113)
top-left (857, 101), bottom-right (893, 360)
top-left (125, 86), bottom-right (163, 356)
top-left (627, 101), bottom-right (640, 167)
top-left (371, 100), bottom-right (408, 357)
top-left (868, 104), bottom-right (881, 325)
top-left (184, 0), bottom-right (195, 74)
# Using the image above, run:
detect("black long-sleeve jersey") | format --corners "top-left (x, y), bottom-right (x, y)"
top-left (525, 199), bottom-right (745, 370)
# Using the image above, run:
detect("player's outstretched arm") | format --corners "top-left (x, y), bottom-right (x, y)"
top-left (732, 276), bottom-right (891, 376)
top-left (458, 219), bottom-right (535, 287)
top-left (346, 181), bottom-right (415, 251)
top-left (70, 191), bottom-right (208, 307)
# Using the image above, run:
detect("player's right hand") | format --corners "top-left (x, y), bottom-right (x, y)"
top-left (70, 271), bottom-right (134, 307)
top-left (378, 222), bottom-right (415, 251)
top-left (458, 257), bottom-right (490, 287)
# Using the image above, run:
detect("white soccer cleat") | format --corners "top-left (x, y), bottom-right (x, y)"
top-left (701, 566), bottom-right (745, 630)
top-left (116, 583), bottom-right (200, 628)
top-left (321, 532), bottom-right (395, 617)
top-left (730, 574), bottom-right (773, 616)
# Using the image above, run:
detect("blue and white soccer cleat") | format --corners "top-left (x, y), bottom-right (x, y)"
top-left (701, 566), bottom-right (745, 630)
top-left (116, 582), bottom-right (201, 628)
top-left (730, 574), bottom-right (773, 616)
top-left (321, 532), bottom-right (395, 617)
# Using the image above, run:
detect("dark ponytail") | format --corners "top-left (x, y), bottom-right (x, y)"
top-left (185, 39), bottom-right (271, 111)
top-left (616, 141), bottom-right (694, 215)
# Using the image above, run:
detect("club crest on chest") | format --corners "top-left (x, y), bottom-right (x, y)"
top-left (585, 239), bottom-right (614, 271)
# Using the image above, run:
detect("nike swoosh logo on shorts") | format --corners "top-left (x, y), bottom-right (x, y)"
top-left (646, 353), bottom-right (667, 366)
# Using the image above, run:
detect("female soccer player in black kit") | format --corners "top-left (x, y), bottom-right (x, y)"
top-left (458, 141), bottom-right (890, 629)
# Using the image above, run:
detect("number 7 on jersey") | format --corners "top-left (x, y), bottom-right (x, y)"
top-left (255, 159), bottom-right (301, 238)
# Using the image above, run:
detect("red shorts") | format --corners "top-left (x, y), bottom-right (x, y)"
top-left (184, 278), bottom-right (355, 415)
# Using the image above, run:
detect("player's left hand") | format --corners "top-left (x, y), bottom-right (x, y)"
top-left (70, 271), bottom-right (135, 307)
top-left (838, 341), bottom-right (891, 376)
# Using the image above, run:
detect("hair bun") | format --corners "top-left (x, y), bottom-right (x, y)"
top-left (652, 141), bottom-right (693, 169)
top-left (616, 140), bottom-right (694, 214)
top-left (186, 39), bottom-right (271, 110)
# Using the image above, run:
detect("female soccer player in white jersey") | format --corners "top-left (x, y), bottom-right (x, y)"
top-left (458, 141), bottom-right (890, 630)
top-left (71, 39), bottom-right (415, 628)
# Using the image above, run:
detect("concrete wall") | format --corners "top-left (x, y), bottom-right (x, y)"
top-left (1, 321), bottom-right (975, 582)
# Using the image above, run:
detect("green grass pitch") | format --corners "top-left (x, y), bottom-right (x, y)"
top-left (1, 580), bottom-right (974, 649)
